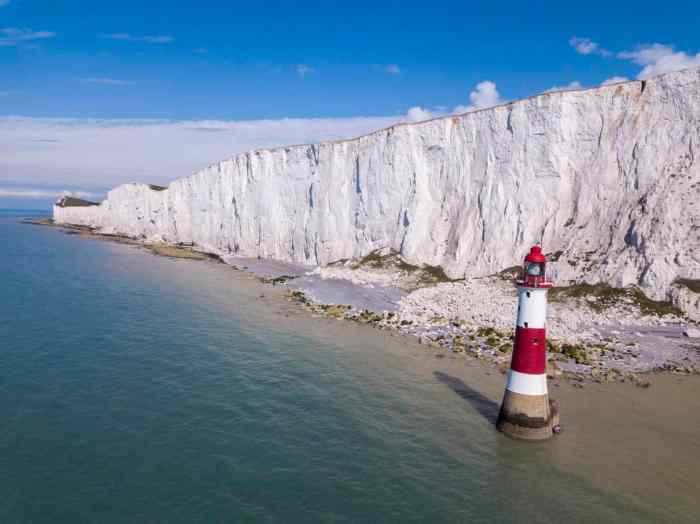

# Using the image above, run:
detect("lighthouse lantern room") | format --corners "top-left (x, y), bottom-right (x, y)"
top-left (520, 245), bottom-right (551, 289)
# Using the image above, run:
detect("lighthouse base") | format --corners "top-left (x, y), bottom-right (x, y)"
top-left (496, 390), bottom-right (560, 441)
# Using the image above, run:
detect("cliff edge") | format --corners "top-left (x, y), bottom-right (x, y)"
top-left (54, 68), bottom-right (700, 304)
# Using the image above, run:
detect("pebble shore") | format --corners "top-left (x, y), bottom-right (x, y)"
top-left (287, 259), bottom-right (700, 386)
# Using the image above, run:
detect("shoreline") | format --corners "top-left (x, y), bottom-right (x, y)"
top-left (9, 212), bottom-right (700, 523)
top-left (26, 217), bottom-right (700, 388)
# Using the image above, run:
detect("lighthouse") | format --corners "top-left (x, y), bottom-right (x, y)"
top-left (497, 245), bottom-right (560, 440)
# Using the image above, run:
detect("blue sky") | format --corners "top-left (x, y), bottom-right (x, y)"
top-left (1, 0), bottom-right (699, 208)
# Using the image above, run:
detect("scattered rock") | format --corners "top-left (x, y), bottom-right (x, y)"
top-left (683, 326), bottom-right (700, 338)
top-left (147, 243), bottom-right (211, 261)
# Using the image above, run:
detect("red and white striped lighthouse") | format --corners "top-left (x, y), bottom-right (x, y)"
top-left (497, 245), bottom-right (560, 440)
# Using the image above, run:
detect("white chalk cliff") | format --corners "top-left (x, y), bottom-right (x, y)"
top-left (54, 68), bottom-right (700, 304)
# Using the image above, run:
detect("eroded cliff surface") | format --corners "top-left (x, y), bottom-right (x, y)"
top-left (54, 69), bottom-right (700, 301)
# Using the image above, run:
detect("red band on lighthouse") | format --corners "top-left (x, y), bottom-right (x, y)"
top-left (511, 327), bottom-right (547, 374)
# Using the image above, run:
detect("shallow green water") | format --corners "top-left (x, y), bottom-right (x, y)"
top-left (1, 211), bottom-right (698, 523)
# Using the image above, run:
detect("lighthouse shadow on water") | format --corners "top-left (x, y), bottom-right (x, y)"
top-left (433, 371), bottom-right (500, 425)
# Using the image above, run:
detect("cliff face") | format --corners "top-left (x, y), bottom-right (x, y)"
top-left (54, 69), bottom-right (700, 301)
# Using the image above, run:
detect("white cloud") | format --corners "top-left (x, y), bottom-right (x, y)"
top-left (453, 80), bottom-right (503, 113)
top-left (570, 37), bottom-right (700, 81)
top-left (545, 80), bottom-right (583, 93)
top-left (569, 37), bottom-right (610, 57)
top-left (0, 188), bottom-right (98, 199)
top-left (406, 81), bottom-right (504, 121)
top-left (99, 33), bottom-right (174, 44)
top-left (193, 47), bottom-right (207, 54)
top-left (0, 27), bottom-right (56, 46)
top-left (601, 76), bottom-right (629, 86)
top-left (405, 81), bottom-right (504, 122)
top-left (468, 81), bottom-right (502, 108)
top-left (81, 77), bottom-right (134, 86)
top-left (406, 106), bottom-right (434, 122)
top-left (618, 43), bottom-right (700, 79)
top-left (385, 64), bottom-right (401, 75)
top-left (0, 115), bottom-right (401, 190)
top-left (296, 64), bottom-right (315, 78)
top-left (570, 37), bottom-right (598, 55)
top-left (0, 1), bottom-right (11, 7)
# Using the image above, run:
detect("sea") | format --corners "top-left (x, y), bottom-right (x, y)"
top-left (1, 209), bottom-right (699, 523)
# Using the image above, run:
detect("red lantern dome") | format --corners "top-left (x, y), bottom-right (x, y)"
top-left (524, 245), bottom-right (546, 263)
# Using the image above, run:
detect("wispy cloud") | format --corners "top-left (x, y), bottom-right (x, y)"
top-left (99, 33), bottom-right (174, 44)
top-left (0, 115), bottom-right (400, 190)
top-left (0, 188), bottom-right (98, 199)
top-left (296, 64), bottom-right (315, 78)
top-left (569, 37), bottom-right (700, 80)
top-left (601, 76), bottom-right (629, 86)
top-left (569, 37), bottom-right (611, 57)
top-left (81, 77), bottom-right (134, 86)
top-left (0, 90), bottom-right (19, 96)
top-left (141, 35), bottom-right (174, 44)
top-left (618, 43), bottom-right (700, 79)
top-left (0, 27), bottom-right (56, 46)
top-left (101, 33), bottom-right (130, 40)
top-left (544, 80), bottom-right (583, 93)
top-left (384, 64), bottom-right (401, 75)
top-left (193, 47), bottom-right (208, 54)
top-left (0, 1), bottom-right (11, 7)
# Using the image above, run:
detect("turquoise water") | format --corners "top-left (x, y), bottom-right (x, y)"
top-left (1, 210), bottom-right (698, 523)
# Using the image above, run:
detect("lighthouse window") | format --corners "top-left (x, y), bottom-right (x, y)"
top-left (526, 291), bottom-right (531, 298)
top-left (524, 261), bottom-right (546, 281)
top-left (526, 263), bottom-right (541, 276)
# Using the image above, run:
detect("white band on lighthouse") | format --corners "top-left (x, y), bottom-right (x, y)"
top-left (516, 287), bottom-right (548, 329)
top-left (506, 369), bottom-right (548, 396)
